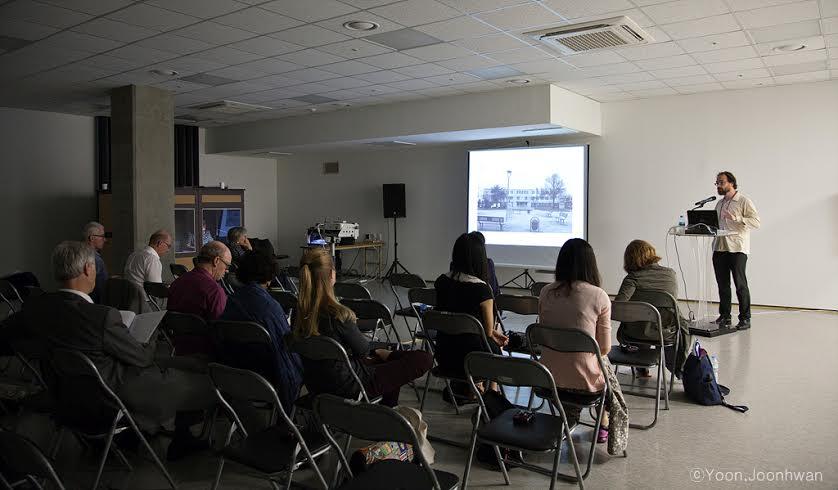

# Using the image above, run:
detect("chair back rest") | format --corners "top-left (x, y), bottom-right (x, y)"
top-left (611, 301), bottom-right (661, 325)
top-left (289, 335), bottom-right (371, 402)
top-left (526, 323), bottom-right (601, 355)
top-left (0, 429), bottom-right (66, 490)
top-left (269, 289), bottom-right (297, 314)
top-left (50, 349), bottom-right (122, 430)
top-left (334, 282), bottom-right (372, 300)
top-left (0, 279), bottom-right (23, 316)
top-left (388, 273), bottom-right (426, 289)
top-left (340, 298), bottom-right (393, 324)
top-left (104, 277), bottom-right (146, 314)
top-left (143, 281), bottom-right (169, 299)
top-left (0, 293), bottom-right (15, 320)
top-left (160, 311), bottom-right (208, 338)
top-left (530, 281), bottom-right (550, 297)
top-left (465, 351), bottom-right (557, 393)
top-left (495, 293), bottom-right (538, 315)
top-left (212, 320), bottom-right (277, 383)
top-left (627, 289), bottom-right (681, 329)
top-left (207, 362), bottom-right (281, 413)
top-left (407, 287), bottom-right (436, 307)
top-left (170, 263), bottom-right (188, 278)
top-left (422, 310), bottom-right (491, 353)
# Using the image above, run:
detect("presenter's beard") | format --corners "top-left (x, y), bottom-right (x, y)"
top-left (716, 187), bottom-right (725, 195)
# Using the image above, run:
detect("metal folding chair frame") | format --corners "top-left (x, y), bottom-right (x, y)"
top-left (0, 428), bottom-right (67, 490)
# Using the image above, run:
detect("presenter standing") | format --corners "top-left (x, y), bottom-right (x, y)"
top-left (712, 171), bottom-right (760, 330)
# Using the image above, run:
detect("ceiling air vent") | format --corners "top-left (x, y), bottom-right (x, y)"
top-left (323, 161), bottom-right (339, 174)
top-left (525, 16), bottom-right (651, 55)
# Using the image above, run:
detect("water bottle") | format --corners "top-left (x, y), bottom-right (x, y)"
top-left (678, 214), bottom-right (686, 227)
top-left (710, 355), bottom-right (720, 383)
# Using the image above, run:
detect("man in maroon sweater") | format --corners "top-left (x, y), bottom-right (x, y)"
top-left (167, 241), bottom-right (231, 322)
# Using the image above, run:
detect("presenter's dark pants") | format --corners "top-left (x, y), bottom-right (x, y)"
top-left (712, 251), bottom-right (750, 321)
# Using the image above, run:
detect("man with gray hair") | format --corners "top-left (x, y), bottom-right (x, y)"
top-left (21, 241), bottom-right (215, 461)
top-left (83, 221), bottom-right (108, 303)
top-left (123, 230), bottom-right (171, 291)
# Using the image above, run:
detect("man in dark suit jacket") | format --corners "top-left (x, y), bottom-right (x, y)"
top-left (22, 241), bottom-right (214, 461)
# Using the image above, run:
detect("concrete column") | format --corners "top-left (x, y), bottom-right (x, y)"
top-left (110, 85), bottom-right (175, 278)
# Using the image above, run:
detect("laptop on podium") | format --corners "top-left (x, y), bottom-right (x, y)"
top-left (686, 210), bottom-right (719, 235)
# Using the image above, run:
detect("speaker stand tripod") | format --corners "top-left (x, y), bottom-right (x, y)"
top-left (384, 216), bottom-right (411, 279)
top-left (501, 268), bottom-right (536, 289)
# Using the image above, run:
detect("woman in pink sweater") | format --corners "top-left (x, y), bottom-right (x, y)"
top-left (538, 238), bottom-right (612, 443)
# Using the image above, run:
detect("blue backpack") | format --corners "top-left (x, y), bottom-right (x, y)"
top-left (682, 341), bottom-right (748, 413)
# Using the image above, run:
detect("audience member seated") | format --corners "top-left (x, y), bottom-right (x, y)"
top-left (220, 252), bottom-right (302, 411)
top-left (83, 221), bottom-right (108, 303)
top-left (435, 233), bottom-right (508, 377)
top-left (470, 231), bottom-right (500, 297)
top-left (226, 226), bottom-right (252, 265)
top-left (538, 238), bottom-right (612, 443)
top-left (291, 248), bottom-right (431, 407)
top-left (18, 241), bottom-right (214, 461)
top-left (201, 220), bottom-right (214, 246)
top-left (123, 230), bottom-right (171, 292)
top-left (614, 240), bottom-right (691, 377)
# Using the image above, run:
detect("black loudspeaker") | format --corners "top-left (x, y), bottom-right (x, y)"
top-left (383, 183), bottom-right (406, 218)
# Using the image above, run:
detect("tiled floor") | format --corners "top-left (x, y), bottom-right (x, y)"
top-left (5, 281), bottom-right (837, 489)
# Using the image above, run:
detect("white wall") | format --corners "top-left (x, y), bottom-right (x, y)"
top-left (275, 80), bottom-right (838, 310)
top-left (199, 129), bottom-right (279, 245)
top-left (0, 107), bottom-right (96, 289)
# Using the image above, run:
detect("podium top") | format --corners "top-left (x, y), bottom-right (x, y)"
top-left (668, 226), bottom-right (738, 237)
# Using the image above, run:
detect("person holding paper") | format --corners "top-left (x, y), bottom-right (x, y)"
top-left (21, 241), bottom-right (214, 461)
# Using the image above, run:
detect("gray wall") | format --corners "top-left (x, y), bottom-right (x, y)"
top-left (0, 107), bottom-right (96, 289)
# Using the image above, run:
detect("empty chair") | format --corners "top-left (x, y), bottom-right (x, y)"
top-left (49, 349), bottom-right (176, 490)
top-left (462, 351), bottom-right (583, 490)
top-left (340, 298), bottom-right (401, 346)
top-left (388, 273), bottom-right (427, 341)
top-left (407, 287), bottom-right (437, 351)
top-left (334, 282), bottom-right (372, 300)
top-left (170, 263), bottom-right (188, 279)
top-left (494, 293), bottom-right (539, 355)
top-left (159, 311), bottom-right (212, 362)
top-left (531, 281), bottom-right (550, 297)
top-left (0, 428), bottom-right (66, 490)
top-left (208, 363), bottom-right (329, 490)
top-left (314, 394), bottom-right (460, 490)
top-left (104, 277), bottom-right (147, 314)
top-left (144, 281), bottom-right (169, 311)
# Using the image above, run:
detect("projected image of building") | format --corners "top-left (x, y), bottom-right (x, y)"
top-left (477, 174), bottom-right (573, 233)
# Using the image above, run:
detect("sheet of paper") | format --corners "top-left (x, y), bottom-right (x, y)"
top-left (128, 310), bottom-right (166, 343)
top-left (119, 310), bottom-right (136, 328)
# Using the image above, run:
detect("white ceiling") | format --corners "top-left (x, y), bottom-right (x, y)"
top-left (0, 0), bottom-right (835, 125)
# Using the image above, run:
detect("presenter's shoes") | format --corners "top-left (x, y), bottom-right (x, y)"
top-left (736, 319), bottom-right (751, 330)
top-left (713, 316), bottom-right (732, 326)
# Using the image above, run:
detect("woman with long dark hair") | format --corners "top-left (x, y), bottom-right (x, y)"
top-left (291, 248), bottom-right (431, 407)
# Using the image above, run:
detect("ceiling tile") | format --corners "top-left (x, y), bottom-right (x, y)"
top-left (355, 70), bottom-right (412, 83)
top-left (726, 0), bottom-right (800, 12)
top-left (589, 92), bottom-right (636, 102)
top-left (317, 76), bottom-right (371, 89)
top-left (422, 72), bottom-right (482, 84)
top-left (564, 50), bottom-right (626, 67)
top-left (205, 65), bottom-right (272, 81)
top-left (413, 86), bottom-right (465, 97)
top-left (393, 62), bottom-right (454, 77)
top-left (402, 42), bottom-right (474, 61)
top-left (154, 79), bottom-right (212, 93)
top-left (358, 51), bottom-right (425, 68)
top-left (0, 1), bottom-right (92, 29)
top-left (542, 0), bottom-right (634, 19)
top-left (617, 80), bottom-right (667, 91)
top-left (673, 82), bottom-right (724, 93)
top-left (385, 78), bottom-right (439, 90)
top-left (319, 59), bottom-right (381, 75)
top-left (437, 54), bottom-right (502, 70)
top-left (108, 44), bottom-right (180, 64)
top-left (230, 36), bottom-right (304, 56)
top-left (577, 61), bottom-right (640, 76)
top-left (269, 24), bottom-right (350, 47)
top-left (0, 18), bottom-right (58, 40)
top-left (712, 67), bottom-right (771, 80)
top-left (642, 26), bottom-right (672, 43)
top-left (661, 73), bottom-right (718, 85)
top-left (720, 77), bottom-right (774, 88)
top-left (318, 89), bottom-right (364, 100)
top-left (762, 48), bottom-right (826, 65)
top-left (769, 59), bottom-right (827, 75)
top-left (37, 0), bottom-right (136, 16)
top-left (772, 69), bottom-right (828, 83)
top-left (593, 71), bottom-right (655, 84)
top-left (72, 18), bottom-right (160, 43)
top-left (510, 58), bottom-right (575, 74)
top-left (354, 84), bottom-right (401, 95)
top-left (147, 0), bottom-right (249, 18)
top-left (191, 46), bottom-right (263, 65)
top-left (452, 33), bottom-right (528, 53)
top-left (315, 13), bottom-right (405, 38)
top-left (692, 45), bottom-right (759, 63)
top-left (283, 67), bottom-right (343, 82)
top-left (648, 64), bottom-right (706, 78)
top-left (318, 39), bottom-right (393, 58)
top-left (626, 87), bottom-right (678, 96)
top-left (755, 35), bottom-right (824, 54)
top-left (107, 4), bottom-right (200, 32)
top-left (237, 57), bottom-right (304, 74)
top-left (618, 41), bottom-right (685, 60)
top-left (370, 0), bottom-right (461, 27)
top-left (734, 1), bottom-right (820, 29)
top-left (342, 0), bottom-right (404, 8)
top-left (676, 31), bottom-right (752, 52)
top-left (414, 16), bottom-right (499, 41)
top-left (150, 57), bottom-right (228, 76)
top-left (261, 0), bottom-right (358, 22)
top-left (363, 28), bottom-right (444, 50)
top-left (137, 34), bottom-right (215, 55)
top-left (214, 7), bottom-right (302, 34)
top-left (486, 47), bottom-right (553, 66)
top-left (642, 0), bottom-right (730, 25)
top-left (37, 31), bottom-right (123, 54)
top-left (570, 8), bottom-right (655, 27)
top-left (704, 57), bottom-right (765, 73)
top-left (747, 20), bottom-right (821, 43)
top-left (661, 14), bottom-right (741, 39)
top-left (437, 0), bottom-right (533, 14)
top-left (277, 48), bottom-right (346, 67)
top-left (474, 3), bottom-right (565, 31)
top-left (174, 22), bottom-right (256, 44)
top-left (823, 17), bottom-right (838, 35)
top-left (635, 54), bottom-right (696, 70)
top-left (248, 74), bottom-right (304, 88)
top-left (80, 54), bottom-right (150, 72)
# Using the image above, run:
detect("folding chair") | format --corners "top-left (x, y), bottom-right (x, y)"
top-left (170, 263), bottom-right (188, 279)
top-left (608, 300), bottom-right (668, 430)
top-left (340, 298), bottom-right (402, 347)
top-left (462, 352), bottom-right (583, 490)
top-left (419, 310), bottom-right (493, 446)
top-left (212, 321), bottom-right (278, 386)
top-left (313, 394), bottom-right (460, 490)
top-left (268, 289), bottom-right (297, 323)
top-left (388, 273), bottom-right (426, 341)
top-left (0, 279), bottom-right (23, 319)
top-left (0, 428), bottom-right (66, 490)
top-left (407, 287), bottom-right (437, 352)
top-left (49, 349), bottom-right (177, 490)
top-left (334, 282), bottom-right (372, 300)
top-left (526, 324), bottom-right (613, 482)
top-left (530, 282), bottom-right (550, 297)
top-left (159, 311), bottom-right (211, 364)
top-left (208, 363), bottom-right (330, 490)
top-left (104, 277), bottom-right (147, 314)
top-left (495, 293), bottom-right (539, 356)
top-left (143, 281), bottom-right (169, 311)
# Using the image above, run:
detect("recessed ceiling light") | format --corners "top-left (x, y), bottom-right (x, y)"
top-left (506, 79), bottom-right (531, 85)
top-left (772, 43), bottom-right (806, 53)
top-left (343, 20), bottom-right (379, 31)
top-left (331, 102), bottom-right (352, 107)
top-left (150, 68), bottom-right (178, 76)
